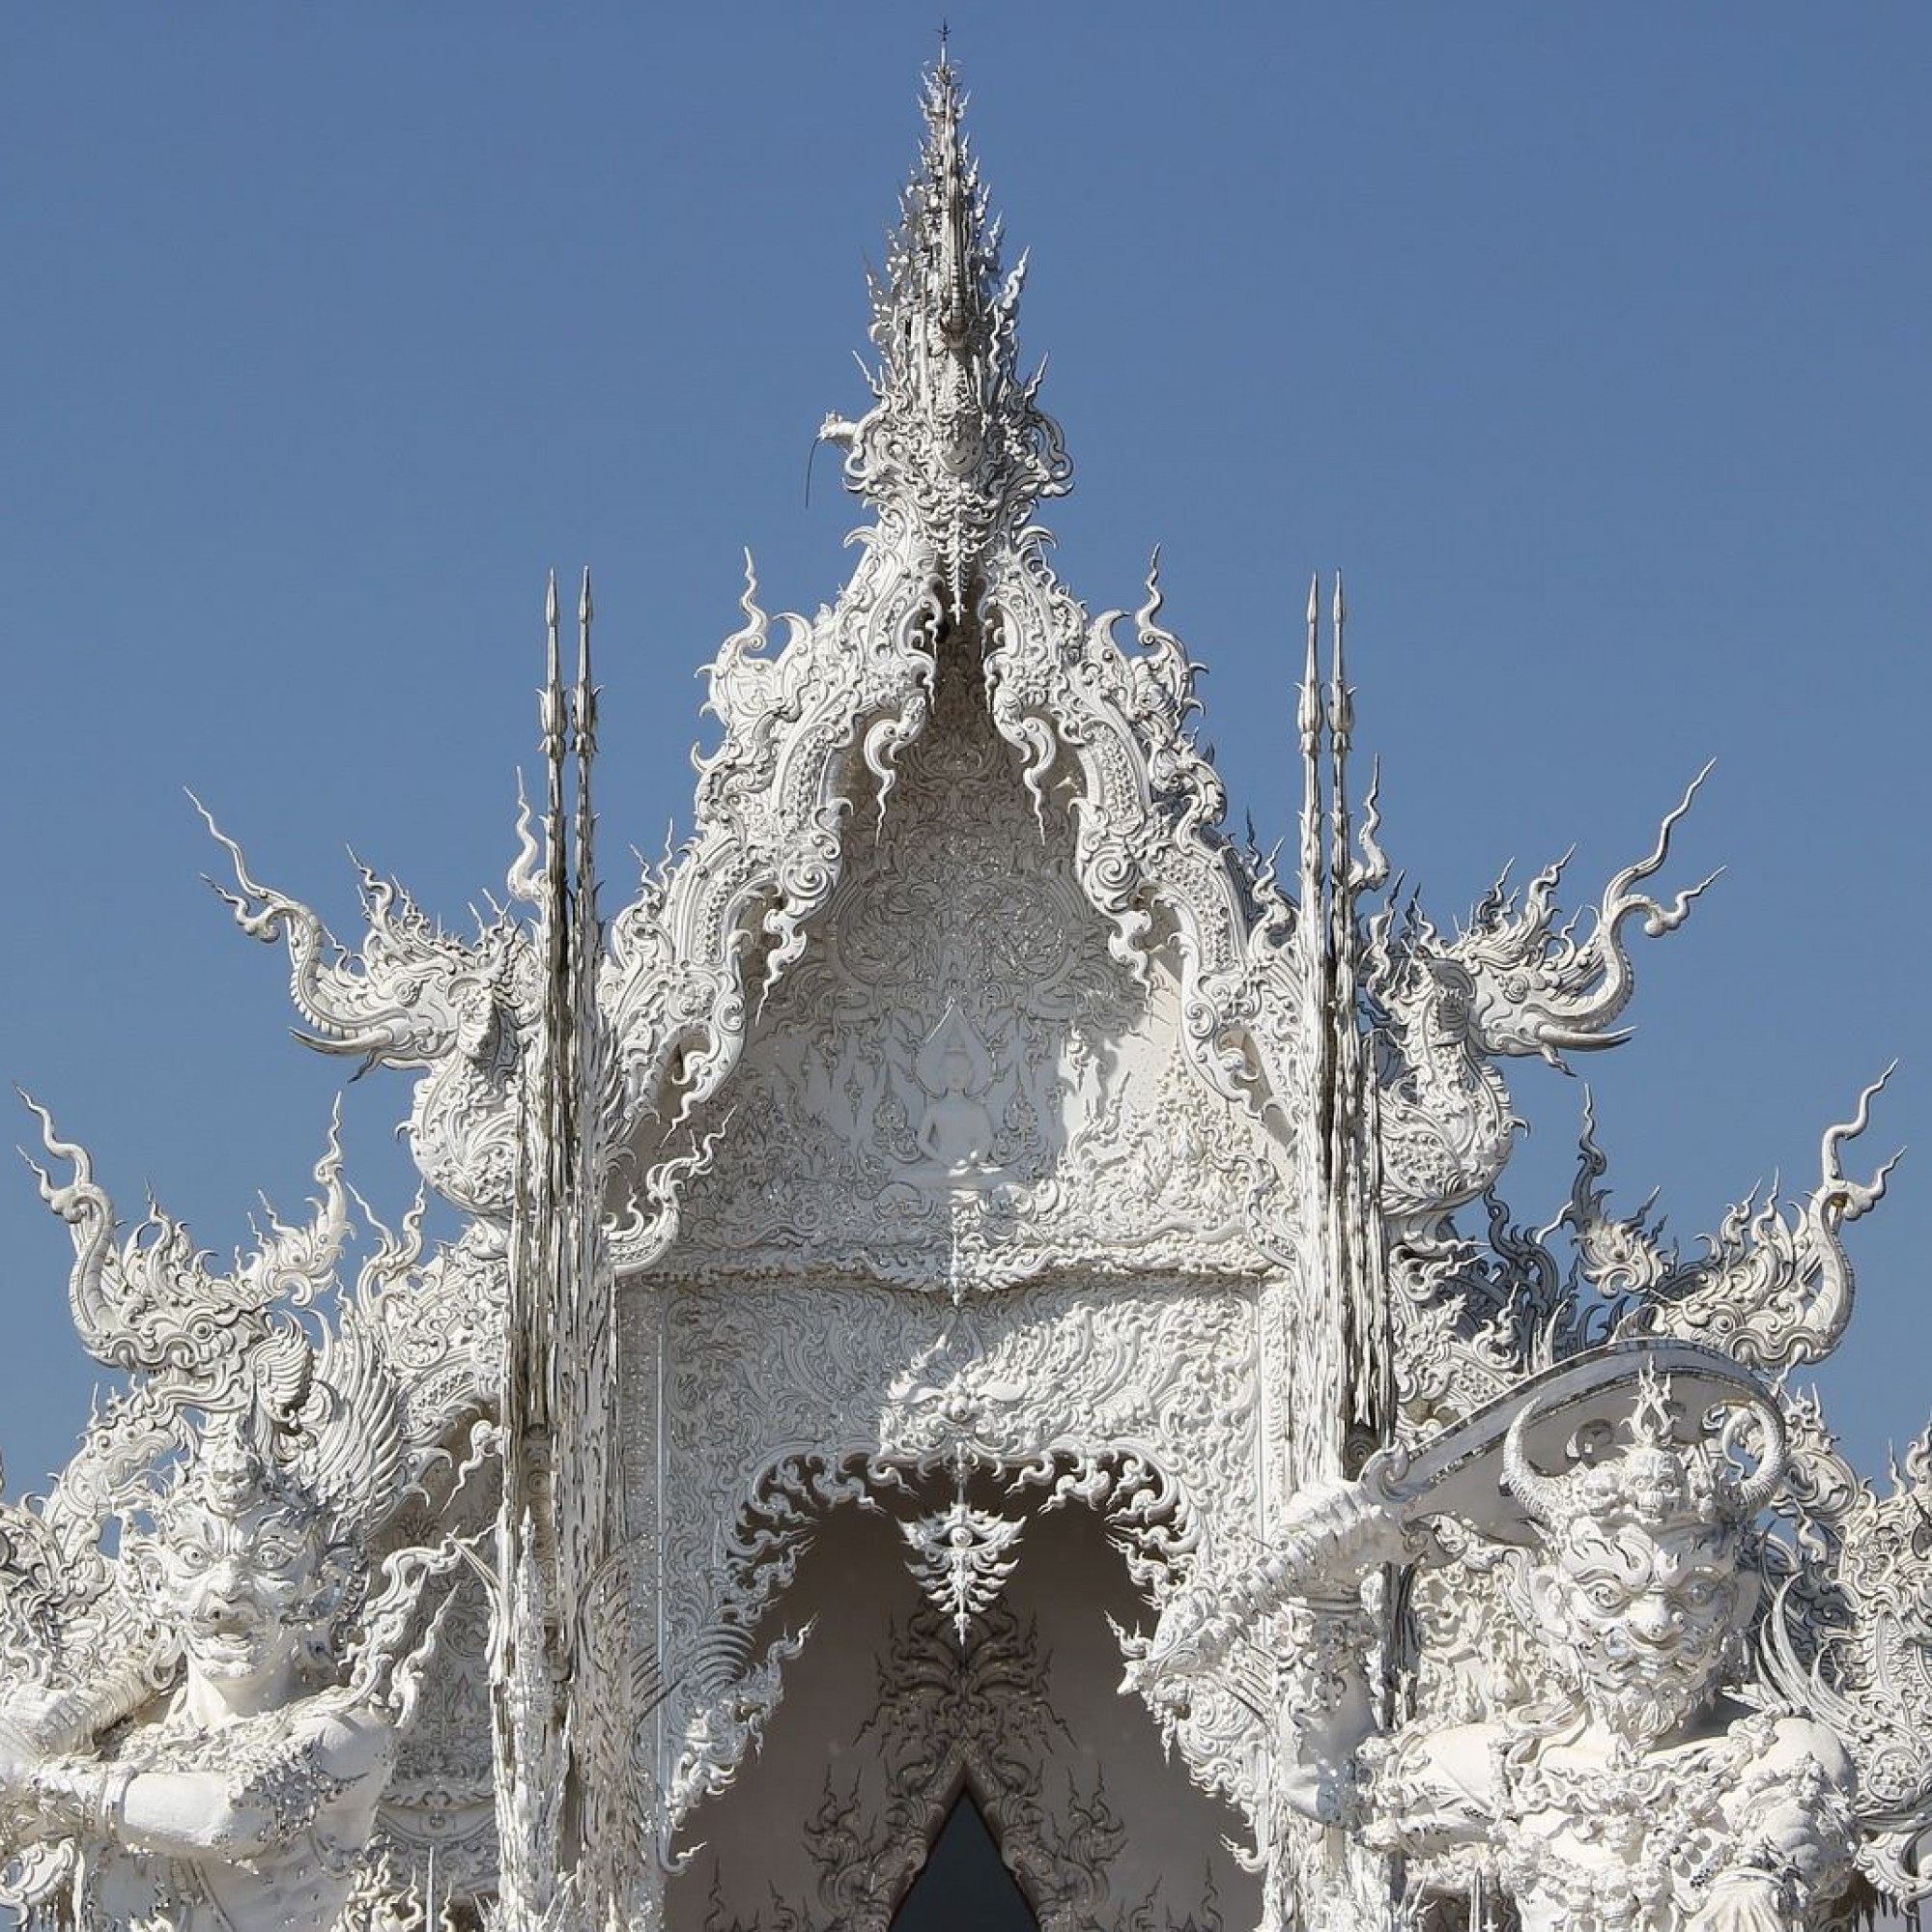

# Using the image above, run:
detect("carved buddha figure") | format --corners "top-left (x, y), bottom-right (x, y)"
top-left (918, 1045), bottom-right (998, 1174)
top-left (0, 1424), bottom-right (395, 1932)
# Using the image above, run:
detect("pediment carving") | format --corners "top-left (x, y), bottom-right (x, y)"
top-left (668, 657), bottom-right (1292, 1292)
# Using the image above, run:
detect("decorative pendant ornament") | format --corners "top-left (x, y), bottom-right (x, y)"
top-left (899, 1451), bottom-right (1027, 1646)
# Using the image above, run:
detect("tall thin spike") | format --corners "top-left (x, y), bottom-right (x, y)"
top-left (542, 570), bottom-right (569, 838)
top-left (542, 569), bottom-right (572, 1333)
top-left (572, 566), bottom-right (600, 1101)
top-left (1323, 570), bottom-right (1390, 1446)
top-left (538, 568), bottom-right (570, 1433)
top-left (1328, 570), bottom-right (1353, 950)
top-left (1295, 572), bottom-right (1342, 1483)
top-left (572, 572), bottom-right (595, 784)
top-left (494, 570), bottom-right (575, 1921)
top-left (543, 573), bottom-right (562, 728)
top-left (560, 558), bottom-right (619, 1910)
top-left (1297, 573), bottom-right (1325, 980)
top-left (1325, 570), bottom-right (1360, 1431)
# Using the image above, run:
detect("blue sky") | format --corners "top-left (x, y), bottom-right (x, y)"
top-left (2, 6), bottom-right (1928, 1494)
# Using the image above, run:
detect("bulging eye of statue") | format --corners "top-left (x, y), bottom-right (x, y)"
top-left (1585, 1580), bottom-right (1628, 1612)
top-left (243, 1516), bottom-right (315, 1575)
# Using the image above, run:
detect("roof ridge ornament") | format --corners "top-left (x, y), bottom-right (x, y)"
top-left (820, 46), bottom-right (1071, 618)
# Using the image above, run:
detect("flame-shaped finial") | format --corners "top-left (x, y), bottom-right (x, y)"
top-left (926, 52), bottom-right (973, 351)
top-left (824, 49), bottom-right (1071, 611)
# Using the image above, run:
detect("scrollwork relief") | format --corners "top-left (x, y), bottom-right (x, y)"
top-left (669, 663), bottom-right (1291, 1292)
top-left (631, 1275), bottom-right (1264, 1844)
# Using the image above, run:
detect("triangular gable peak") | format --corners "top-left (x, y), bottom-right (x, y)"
top-left (194, 55), bottom-right (1725, 1345)
top-left (602, 59), bottom-right (1311, 1278)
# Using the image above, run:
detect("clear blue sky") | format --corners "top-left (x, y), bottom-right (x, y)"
top-left (2, 6), bottom-right (1927, 1496)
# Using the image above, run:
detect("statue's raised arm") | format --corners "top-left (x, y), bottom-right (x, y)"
top-left (1135, 1351), bottom-right (1860, 1931)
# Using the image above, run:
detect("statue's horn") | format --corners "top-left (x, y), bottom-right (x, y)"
top-left (1502, 1390), bottom-right (1571, 1527)
top-left (1718, 1401), bottom-right (1788, 1520)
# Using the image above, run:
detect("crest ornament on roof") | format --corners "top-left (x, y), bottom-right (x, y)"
top-left (821, 50), bottom-right (1070, 614)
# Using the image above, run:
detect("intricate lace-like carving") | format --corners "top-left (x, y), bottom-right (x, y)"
top-left (670, 664), bottom-right (1288, 1291)
top-left (7, 46), bottom-right (1931, 1932)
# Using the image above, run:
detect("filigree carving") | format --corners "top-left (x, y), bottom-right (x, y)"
top-left (817, 56), bottom-right (1071, 612)
top-left (982, 552), bottom-right (1309, 1134)
top-left (1142, 1362), bottom-right (1862, 1930)
top-left (638, 1276), bottom-right (1261, 1844)
top-left (0, 1389), bottom-right (462, 1931)
top-left (24, 1094), bottom-right (346, 1397)
top-left (900, 1494), bottom-right (1026, 1642)
top-left (1759, 1404), bottom-right (1932, 1913)
top-left (1367, 773), bottom-right (1715, 1234)
top-left (6, 45), bottom-right (1929, 1932)
top-left (200, 805), bottom-right (540, 1233)
top-left (805, 1603), bottom-right (1119, 1932)
top-left (368, 1495), bottom-right (500, 1915)
top-left (0, 1090), bottom-right (488, 1932)
top-left (669, 663), bottom-right (1290, 1290)
top-left (1569, 1077), bottom-right (1897, 1370)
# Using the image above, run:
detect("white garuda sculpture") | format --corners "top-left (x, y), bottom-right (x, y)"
top-left (1139, 1364), bottom-right (1859, 1930)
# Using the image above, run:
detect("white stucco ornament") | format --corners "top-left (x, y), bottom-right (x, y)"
top-left (0, 45), bottom-right (1924, 1932)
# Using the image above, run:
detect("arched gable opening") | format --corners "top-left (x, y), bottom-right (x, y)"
top-left (894, 1788), bottom-right (1038, 1930)
top-left (668, 1477), bottom-right (1250, 1931)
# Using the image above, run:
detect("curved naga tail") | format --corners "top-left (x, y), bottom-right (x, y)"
top-left (1577, 1069), bottom-right (1900, 1371)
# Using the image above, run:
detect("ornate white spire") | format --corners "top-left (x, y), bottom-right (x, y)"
top-left (821, 47), bottom-right (1070, 615)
